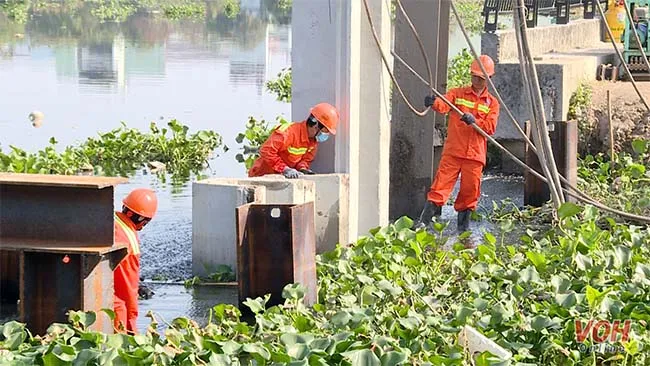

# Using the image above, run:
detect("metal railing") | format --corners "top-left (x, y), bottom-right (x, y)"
top-left (482, 0), bottom-right (608, 32)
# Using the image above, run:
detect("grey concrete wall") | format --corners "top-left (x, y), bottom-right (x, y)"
top-left (491, 47), bottom-right (616, 141)
top-left (292, 0), bottom-right (391, 239)
top-left (389, 0), bottom-right (449, 221)
top-left (303, 174), bottom-right (350, 253)
top-left (481, 19), bottom-right (602, 63)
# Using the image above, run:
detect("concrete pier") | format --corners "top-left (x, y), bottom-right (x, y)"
top-left (291, 0), bottom-right (391, 238)
top-left (389, 0), bottom-right (449, 221)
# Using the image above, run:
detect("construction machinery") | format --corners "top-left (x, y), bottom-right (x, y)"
top-left (622, 0), bottom-right (650, 79)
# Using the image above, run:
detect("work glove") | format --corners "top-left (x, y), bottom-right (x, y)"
top-left (460, 113), bottom-right (476, 125)
top-left (299, 168), bottom-right (315, 175)
top-left (283, 167), bottom-right (303, 179)
top-left (424, 95), bottom-right (436, 108)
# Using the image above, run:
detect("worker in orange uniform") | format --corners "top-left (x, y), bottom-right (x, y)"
top-left (113, 188), bottom-right (158, 334)
top-left (248, 102), bottom-right (339, 178)
top-left (417, 55), bottom-right (500, 232)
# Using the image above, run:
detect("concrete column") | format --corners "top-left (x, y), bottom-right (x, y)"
top-left (292, 0), bottom-right (391, 238)
top-left (389, 0), bottom-right (450, 221)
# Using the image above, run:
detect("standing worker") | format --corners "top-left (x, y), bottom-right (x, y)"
top-left (417, 55), bottom-right (500, 232)
top-left (248, 102), bottom-right (339, 178)
top-left (113, 188), bottom-right (158, 334)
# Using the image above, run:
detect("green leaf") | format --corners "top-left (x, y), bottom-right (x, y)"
top-left (342, 349), bottom-right (381, 366)
top-left (530, 315), bottom-right (552, 331)
top-left (394, 216), bottom-right (413, 231)
top-left (243, 343), bottom-right (271, 360)
top-left (209, 354), bottom-right (233, 366)
top-left (631, 139), bottom-right (647, 154)
top-left (525, 251), bottom-right (547, 272)
top-left (551, 275), bottom-right (571, 293)
top-left (558, 202), bottom-right (582, 219)
top-left (331, 311), bottom-right (352, 327)
top-left (518, 266), bottom-right (540, 284)
top-left (575, 253), bottom-right (593, 271)
top-left (286, 343), bottom-right (310, 359)
top-left (555, 292), bottom-right (577, 308)
top-left (380, 351), bottom-right (407, 365)
top-left (468, 281), bottom-right (489, 295)
top-left (613, 246), bottom-right (632, 268)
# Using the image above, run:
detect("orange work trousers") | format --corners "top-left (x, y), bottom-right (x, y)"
top-left (427, 155), bottom-right (484, 212)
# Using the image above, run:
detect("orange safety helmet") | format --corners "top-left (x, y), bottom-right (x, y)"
top-left (123, 188), bottom-right (158, 219)
top-left (470, 55), bottom-right (495, 78)
top-left (309, 102), bottom-right (339, 135)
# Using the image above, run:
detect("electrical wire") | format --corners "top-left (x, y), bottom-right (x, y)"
top-left (361, 0), bottom-right (429, 117)
top-left (513, 0), bottom-right (565, 208)
top-left (395, 0), bottom-right (435, 97)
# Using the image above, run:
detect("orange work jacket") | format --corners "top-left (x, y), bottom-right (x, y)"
top-left (113, 212), bottom-right (141, 334)
top-left (248, 120), bottom-right (318, 177)
top-left (432, 86), bottom-right (500, 165)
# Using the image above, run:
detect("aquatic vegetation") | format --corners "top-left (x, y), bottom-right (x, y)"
top-left (161, 0), bottom-right (205, 20)
top-left (1, 200), bottom-right (650, 364)
top-left (235, 116), bottom-right (287, 170)
top-left (578, 138), bottom-right (650, 217)
top-left (265, 67), bottom-right (291, 103)
top-left (0, 120), bottom-right (225, 183)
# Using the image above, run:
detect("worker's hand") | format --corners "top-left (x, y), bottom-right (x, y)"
top-left (424, 95), bottom-right (436, 108)
top-left (460, 113), bottom-right (476, 125)
top-left (283, 167), bottom-right (303, 179)
top-left (299, 168), bottom-right (315, 175)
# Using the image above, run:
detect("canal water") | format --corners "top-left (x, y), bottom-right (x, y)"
top-left (0, 2), bottom-right (542, 332)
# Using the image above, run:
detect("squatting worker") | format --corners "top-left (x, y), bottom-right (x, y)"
top-left (248, 102), bottom-right (340, 178)
top-left (113, 188), bottom-right (158, 335)
top-left (417, 55), bottom-right (500, 232)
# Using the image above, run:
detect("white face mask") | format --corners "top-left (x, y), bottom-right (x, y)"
top-left (315, 132), bottom-right (329, 142)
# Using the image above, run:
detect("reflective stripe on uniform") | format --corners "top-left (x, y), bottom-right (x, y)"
top-left (456, 97), bottom-right (490, 114)
top-left (115, 214), bottom-right (140, 255)
top-left (287, 146), bottom-right (307, 155)
top-left (455, 98), bottom-right (475, 109)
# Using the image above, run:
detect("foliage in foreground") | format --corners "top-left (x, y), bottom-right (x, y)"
top-left (0, 119), bottom-right (224, 183)
top-left (2, 200), bottom-right (650, 365)
top-left (578, 138), bottom-right (650, 217)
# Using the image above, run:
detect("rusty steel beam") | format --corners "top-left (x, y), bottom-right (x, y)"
top-left (236, 203), bottom-right (317, 311)
top-left (0, 173), bottom-right (128, 335)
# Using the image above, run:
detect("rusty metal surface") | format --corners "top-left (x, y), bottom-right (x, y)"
top-left (236, 203), bottom-right (317, 310)
top-left (0, 173), bottom-right (127, 188)
top-left (83, 255), bottom-right (114, 333)
top-left (18, 252), bottom-right (116, 335)
top-left (524, 121), bottom-right (578, 206)
top-left (0, 184), bottom-right (114, 247)
top-left (0, 239), bottom-right (126, 254)
top-left (289, 203), bottom-right (317, 305)
top-left (0, 251), bottom-right (20, 308)
top-left (21, 252), bottom-right (82, 335)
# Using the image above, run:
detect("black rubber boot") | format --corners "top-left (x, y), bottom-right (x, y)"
top-left (416, 201), bottom-right (442, 228)
top-left (457, 210), bottom-right (471, 232)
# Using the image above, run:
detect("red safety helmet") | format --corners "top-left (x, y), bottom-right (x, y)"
top-left (123, 188), bottom-right (158, 219)
top-left (309, 103), bottom-right (340, 135)
top-left (471, 55), bottom-right (495, 78)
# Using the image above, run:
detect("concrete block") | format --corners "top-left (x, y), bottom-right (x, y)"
top-left (199, 176), bottom-right (315, 204)
top-left (192, 183), bottom-right (265, 278)
top-left (490, 45), bottom-right (616, 141)
top-left (192, 176), bottom-right (316, 278)
top-left (481, 19), bottom-right (602, 62)
top-left (303, 174), bottom-right (350, 253)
